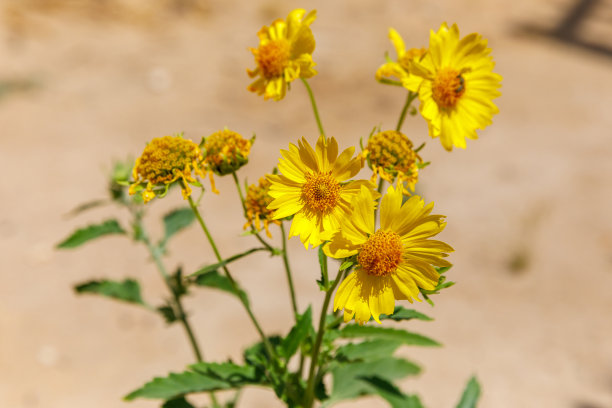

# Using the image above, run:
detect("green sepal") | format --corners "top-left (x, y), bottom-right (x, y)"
top-left (57, 219), bottom-right (125, 249)
top-left (456, 376), bottom-right (481, 408)
top-left (74, 278), bottom-right (148, 307)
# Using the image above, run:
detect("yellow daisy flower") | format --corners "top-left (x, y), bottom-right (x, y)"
top-left (243, 177), bottom-right (280, 238)
top-left (247, 8), bottom-right (317, 101)
top-left (362, 130), bottom-right (421, 194)
top-left (325, 185), bottom-right (453, 324)
top-left (376, 28), bottom-right (426, 89)
top-left (201, 129), bottom-right (252, 194)
top-left (129, 135), bottom-right (205, 203)
top-left (409, 23), bottom-right (502, 151)
top-left (267, 135), bottom-right (375, 249)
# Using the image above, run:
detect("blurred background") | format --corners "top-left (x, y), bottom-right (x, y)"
top-left (1, 0), bottom-right (611, 407)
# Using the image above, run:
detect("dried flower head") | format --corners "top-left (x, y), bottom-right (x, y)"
top-left (244, 177), bottom-right (280, 238)
top-left (129, 135), bottom-right (204, 203)
top-left (201, 129), bottom-right (252, 194)
top-left (362, 130), bottom-right (421, 194)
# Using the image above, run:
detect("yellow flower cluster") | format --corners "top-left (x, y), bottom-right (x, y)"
top-left (362, 130), bottom-right (421, 193)
top-left (129, 135), bottom-right (205, 203)
top-left (243, 178), bottom-right (279, 238)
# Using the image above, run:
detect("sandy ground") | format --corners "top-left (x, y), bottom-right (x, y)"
top-left (1, 0), bottom-right (612, 407)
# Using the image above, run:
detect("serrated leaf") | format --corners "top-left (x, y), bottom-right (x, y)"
top-left (193, 270), bottom-right (249, 306)
top-left (74, 279), bottom-right (146, 306)
top-left (359, 376), bottom-right (424, 408)
top-left (378, 306), bottom-right (433, 322)
top-left (456, 376), bottom-right (481, 408)
top-left (162, 208), bottom-right (195, 245)
top-left (280, 306), bottom-right (312, 360)
top-left (243, 336), bottom-right (283, 369)
top-left (125, 362), bottom-right (263, 401)
top-left (188, 247), bottom-right (267, 280)
top-left (323, 357), bottom-right (421, 407)
top-left (339, 325), bottom-right (440, 347)
top-left (336, 339), bottom-right (402, 362)
top-left (162, 397), bottom-right (195, 408)
top-left (57, 219), bottom-right (125, 249)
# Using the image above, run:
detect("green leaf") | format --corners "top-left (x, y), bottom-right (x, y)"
top-left (193, 270), bottom-right (249, 306)
top-left (162, 397), bottom-right (195, 408)
top-left (456, 376), bottom-right (481, 408)
top-left (339, 260), bottom-right (354, 271)
top-left (324, 357), bottom-right (421, 407)
top-left (338, 325), bottom-right (440, 347)
top-left (125, 362), bottom-right (263, 401)
top-left (188, 247), bottom-right (268, 280)
top-left (161, 208), bottom-right (195, 245)
top-left (65, 199), bottom-right (108, 217)
top-left (243, 336), bottom-right (283, 369)
top-left (57, 219), bottom-right (125, 249)
top-left (378, 306), bottom-right (433, 322)
top-left (157, 303), bottom-right (178, 324)
top-left (280, 306), bottom-right (312, 359)
top-left (359, 376), bottom-right (424, 408)
top-left (336, 339), bottom-right (402, 362)
top-left (74, 279), bottom-right (146, 306)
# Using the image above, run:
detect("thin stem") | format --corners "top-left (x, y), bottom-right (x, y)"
top-left (280, 222), bottom-right (298, 319)
top-left (232, 172), bottom-right (276, 253)
top-left (377, 177), bottom-right (385, 195)
top-left (396, 91), bottom-right (418, 133)
top-left (304, 267), bottom-right (344, 408)
top-left (301, 78), bottom-right (326, 136)
top-left (186, 195), bottom-right (277, 359)
top-left (136, 218), bottom-right (221, 407)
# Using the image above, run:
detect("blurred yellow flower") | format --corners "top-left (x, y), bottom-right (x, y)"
top-left (129, 135), bottom-right (205, 203)
top-left (267, 136), bottom-right (374, 249)
top-left (247, 8), bottom-right (317, 101)
top-left (376, 28), bottom-right (426, 89)
top-left (409, 23), bottom-right (502, 151)
top-left (362, 130), bottom-right (421, 194)
top-left (244, 177), bottom-right (280, 238)
top-left (325, 185), bottom-right (453, 324)
top-left (201, 129), bottom-right (252, 194)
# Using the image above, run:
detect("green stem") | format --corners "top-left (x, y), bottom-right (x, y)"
top-left (396, 91), bottom-right (418, 132)
top-left (280, 222), bottom-right (298, 319)
top-left (304, 266), bottom-right (344, 408)
top-left (135, 216), bottom-right (221, 407)
top-left (232, 172), bottom-right (276, 253)
top-left (186, 195), bottom-right (277, 360)
top-left (301, 78), bottom-right (326, 136)
top-left (377, 178), bottom-right (385, 195)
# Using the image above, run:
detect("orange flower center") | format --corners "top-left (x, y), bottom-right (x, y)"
top-left (432, 67), bottom-right (465, 109)
top-left (358, 230), bottom-right (403, 277)
top-left (301, 171), bottom-right (341, 215)
top-left (256, 39), bottom-right (291, 78)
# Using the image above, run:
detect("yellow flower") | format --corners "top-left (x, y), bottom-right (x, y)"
top-left (247, 8), bottom-right (317, 101)
top-left (267, 136), bottom-right (375, 249)
top-left (244, 177), bottom-right (280, 238)
top-left (129, 135), bottom-right (205, 204)
top-left (376, 28), bottom-right (426, 89)
top-left (362, 130), bottom-right (421, 194)
top-left (201, 129), bottom-right (252, 194)
top-left (325, 185), bottom-right (453, 324)
top-left (409, 23), bottom-right (502, 151)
